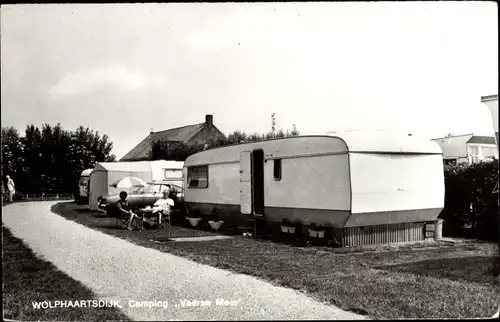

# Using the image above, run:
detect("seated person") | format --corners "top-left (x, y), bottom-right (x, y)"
top-left (168, 186), bottom-right (179, 205)
top-left (116, 191), bottom-right (138, 230)
top-left (152, 186), bottom-right (175, 224)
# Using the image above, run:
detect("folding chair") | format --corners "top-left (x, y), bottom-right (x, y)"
top-left (158, 209), bottom-right (171, 228)
top-left (114, 208), bottom-right (141, 230)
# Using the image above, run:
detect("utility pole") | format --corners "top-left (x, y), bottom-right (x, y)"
top-left (271, 113), bottom-right (276, 134)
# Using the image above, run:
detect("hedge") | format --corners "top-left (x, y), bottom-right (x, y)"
top-left (439, 159), bottom-right (499, 241)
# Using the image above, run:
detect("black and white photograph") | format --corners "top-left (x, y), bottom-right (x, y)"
top-left (1, 2), bottom-right (498, 320)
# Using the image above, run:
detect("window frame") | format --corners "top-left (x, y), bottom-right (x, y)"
top-left (187, 165), bottom-right (209, 189)
top-left (163, 168), bottom-right (184, 180)
top-left (469, 145), bottom-right (479, 156)
top-left (273, 159), bottom-right (282, 181)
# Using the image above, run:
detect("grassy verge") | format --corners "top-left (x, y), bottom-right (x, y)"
top-left (2, 224), bottom-right (130, 321)
top-left (52, 201), bottom-right (499, 319)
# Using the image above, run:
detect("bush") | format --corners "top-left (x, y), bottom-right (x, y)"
top-left (439, 159), bottom-right (499, 241)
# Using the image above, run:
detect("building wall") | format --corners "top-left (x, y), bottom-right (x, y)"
top-left (467, 143), bottom-right (499, 163)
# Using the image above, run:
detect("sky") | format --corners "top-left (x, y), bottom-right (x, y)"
top-left (1, 2), bottom-right (498, 160)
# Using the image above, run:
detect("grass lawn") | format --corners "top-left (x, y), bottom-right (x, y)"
top-left (2, 224), bottom-right (130, 321)
top-left (52, 201), bottom-right (499, 319)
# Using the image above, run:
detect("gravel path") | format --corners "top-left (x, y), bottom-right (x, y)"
top-left (2, 202), bottom-right (366, 321)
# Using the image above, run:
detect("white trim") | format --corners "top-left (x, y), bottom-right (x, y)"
top-left (466, 143), bottom-right (497, 147)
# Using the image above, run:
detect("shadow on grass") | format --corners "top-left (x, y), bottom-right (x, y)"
top-left (375, 256), bottom-right (499, 286)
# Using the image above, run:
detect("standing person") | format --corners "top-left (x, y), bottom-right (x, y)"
top-left (6, 175), bottom-right (15, 203)
top-left (116, 191), bottom-right (138, 231)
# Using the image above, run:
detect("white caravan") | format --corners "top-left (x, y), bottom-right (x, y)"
top-left (183, 133), bottom-right (445, 246)
top-left (88, 160), bottom-right (184, 210)
top-left (76, 168), bottom-right (93, 204)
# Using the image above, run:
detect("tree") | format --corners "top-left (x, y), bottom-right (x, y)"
top-left (1, 123), bottom-right (116, 194)
top-left (150, 140), bottom-right (205, 161)
top-left (20, 125), bottom-right (44, 193)
top-left (1, 126), bottom-right (24, 188)
top-left (64, 126), bottom-right (116, 193)
top-left (227, 130), bottom-right (247, 144)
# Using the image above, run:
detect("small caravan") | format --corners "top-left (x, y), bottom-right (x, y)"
top-left (183, 133), bottom-right (445, 246)
top-left (76, 168), bottom-right (93, 204)
top-left (88, 160), bottom-right (184, 210)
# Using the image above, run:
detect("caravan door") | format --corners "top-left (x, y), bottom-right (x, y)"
top-left (240, 151), bottom-right (252, 214)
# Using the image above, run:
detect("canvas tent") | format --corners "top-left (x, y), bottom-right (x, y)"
top-left (88, 160), bottom-right (184, 210)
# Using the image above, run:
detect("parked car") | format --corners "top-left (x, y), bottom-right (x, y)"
top-left (97, 182), bottom-right (184, 216)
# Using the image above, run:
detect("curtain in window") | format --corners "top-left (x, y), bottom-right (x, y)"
top-left (187, 166), bottom-right (208, 188)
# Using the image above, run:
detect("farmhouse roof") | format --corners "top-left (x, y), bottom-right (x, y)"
top-left (93, 160), bottom-right (184, 172)
top-left (94, 161), bottom-right (156, 172)
top-left (120, 115), bottom-right (223, 161)
top-left (466, 136), bottom-right (497, 144)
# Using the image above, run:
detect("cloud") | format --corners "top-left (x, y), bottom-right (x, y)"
top-left (49, 64), bottom-right (166, 97)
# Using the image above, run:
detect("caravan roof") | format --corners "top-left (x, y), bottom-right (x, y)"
top-left (185, 133), bottom-right (442, 166)
top-left (80, 168), bottom-right (93, 176)
top-left (149, 160), bottom-right (184, 170)
top-left (333, 131), bottom-right (442, 154)
top-left (93, 160), bottom-right (184, 172)
top-left (94, 161), bottom-right (153, 172)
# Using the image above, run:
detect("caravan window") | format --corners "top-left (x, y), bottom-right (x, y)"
top-left (273, 159), bottom-right (282, 181)
top-left (164, 169), bottom-right (183, 180)
top-left (187, 166), bottom-right (208, 188)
